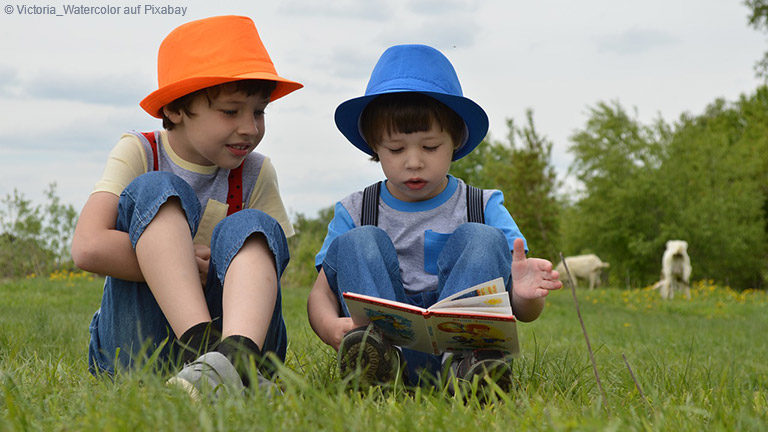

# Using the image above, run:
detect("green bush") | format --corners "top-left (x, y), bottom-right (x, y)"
top-left (283, 206), bottom-right (334, 289)
top-left (0, 184), bottom-right (77, 279)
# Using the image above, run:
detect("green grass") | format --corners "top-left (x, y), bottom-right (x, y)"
top-left (1, 273), bottom-right (767, 431)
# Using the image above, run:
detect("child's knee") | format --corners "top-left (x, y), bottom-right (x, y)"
top-left (118, 172), bottom-right (201, 244)
top-left (339, 225), bottom-right (389, 247)
top-left (125, 171), bottom-right (195, 200)
top-left (452, 223), bottom-right (507, 249)
top-left (210, 210), bottom-right (289, 281)
top-left (240, 233), bottom-right (275, 266)
top-left (212, 210), bottom-right (284, 247)
top-left (334, 226), bottom-right (392, 263)
top-left (439, 223), bottom-right (510, 271)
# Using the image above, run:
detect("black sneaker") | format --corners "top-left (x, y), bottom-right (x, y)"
top-left (338, 325), bottom-right (401, 384)
top-left (452, 349), bottom-right (515, 391)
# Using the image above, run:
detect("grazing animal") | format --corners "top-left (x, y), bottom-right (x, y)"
top-left (556, 254), bottom-right (610, 290)
top-left (655, 240), bottom-right (691, 299)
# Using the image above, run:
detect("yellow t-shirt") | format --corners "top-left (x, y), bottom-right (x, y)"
top-left (93, 130), bottom-right (294, 245)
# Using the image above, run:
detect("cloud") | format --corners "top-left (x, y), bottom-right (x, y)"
top-left (277, 0), bottom-right (394, 20)
top-left (0, 126), bottom-right (116, 154)
top-left (376, 16), bottom-right (481, 49)
top-left (406, 0), bottom-right (480, 15)
top-left (596, 28), bottom-right (677, 55)
top-left (0, 65), bottom-right (21, 97)
top-left (0, 64), bottom-right (150, 107)
top-left (324, 48), bottom-right (380, 81)
top-left (26, 73), bottom-right (150, 107)
top-left (0, 101), bottom-right (154, 152)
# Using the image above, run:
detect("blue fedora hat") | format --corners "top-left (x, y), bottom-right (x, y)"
top-left (334, 44), bottom-right (489, 161)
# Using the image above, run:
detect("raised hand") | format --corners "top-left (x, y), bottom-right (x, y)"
top-left (510, 238), bottom-right (562, 299)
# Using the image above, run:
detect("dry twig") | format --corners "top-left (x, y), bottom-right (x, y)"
top-left (560, 252), bottom-right (608, 407)
top-left (622, 353), bottom-right (651, 408)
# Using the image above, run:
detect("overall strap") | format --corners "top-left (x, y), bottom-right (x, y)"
top-left (361, 181), bottom-right (484, 225)
top-left (141, 131), bottom-right (159, 171)
top-left (226, 164), bottom-right (244, 216)
top-left (466, 184), bottom-right (485, 223)
top-left (361, 182), bottom-right (381, 226)
top-left (141, 131), bottom-right (243, 216)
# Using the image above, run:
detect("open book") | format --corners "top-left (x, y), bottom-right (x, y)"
top-left (343, 277), bottom-right (518, 355)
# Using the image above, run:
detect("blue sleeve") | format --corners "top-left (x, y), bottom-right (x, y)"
top-left (314, 202), bottom-right (356, 270)
top-left (484, 190), bottom-right (527, 253)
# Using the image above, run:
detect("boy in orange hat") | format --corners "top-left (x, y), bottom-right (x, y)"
top-left (71, 15), bottom-right (302, 395)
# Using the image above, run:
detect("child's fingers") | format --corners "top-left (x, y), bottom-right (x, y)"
top-left (512, 238), bottom-right (526, 262)
top-left (194, 244), bottom-right (211, 260)
top-left (542, 279), bottom-right (562, 290)
top-left (195, 256), bottom-right (209, 271)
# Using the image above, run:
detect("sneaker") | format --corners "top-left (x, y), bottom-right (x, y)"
top-left (167, 351), bottom-right (244, 399)
top-left (215, 335), bottom-right (280, 393)
top-left (451, 349), bottom-right (515, 391)
top-left (338, 325), bottom-right (401, 384)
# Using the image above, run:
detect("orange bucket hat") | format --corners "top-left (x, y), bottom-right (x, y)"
top-left (140, 15), bottom-right (303, 118)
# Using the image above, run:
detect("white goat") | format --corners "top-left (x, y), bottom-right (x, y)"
top-left (655, 240), bottom-right (692, 299)
top-left (556, 254), bottom-right (610, 290)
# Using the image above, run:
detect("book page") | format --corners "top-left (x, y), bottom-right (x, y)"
top-left (430, 291), bottom-right (511, 315)
top-left (431, 305), bottom-right (511, 315)
top-left (427, 314), bottom-right (519, 354)
top-left (343, 293), bottom-right (437, 353)
top-left (429, 277), bottom-right (506, 310)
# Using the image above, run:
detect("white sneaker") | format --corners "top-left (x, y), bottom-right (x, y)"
top-left (167, 352), bottom-right (244, 399)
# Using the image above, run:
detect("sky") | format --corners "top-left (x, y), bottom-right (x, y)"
top-left (0, 0), bottom-right (765, 219)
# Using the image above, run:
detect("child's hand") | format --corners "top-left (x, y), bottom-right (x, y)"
top-left (327, 317), bottom-right (358, 351)
top-left (194, 244), bottom-right (211, 288)
top-left (511, 238), bottom-right (562, 299)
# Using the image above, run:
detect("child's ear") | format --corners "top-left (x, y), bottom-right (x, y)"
top-left (162, 106), bottom-right (183, 125)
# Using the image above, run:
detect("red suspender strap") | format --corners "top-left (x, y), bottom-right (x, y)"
top-left (142, 131), bottom-right (243, 216)
top-left (141, 131), bottom-right (159, 171)
top-left (226, 163), bottom-right (244, 216)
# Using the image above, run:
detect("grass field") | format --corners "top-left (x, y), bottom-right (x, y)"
top-left (1, 272), bottom-right (767, 431)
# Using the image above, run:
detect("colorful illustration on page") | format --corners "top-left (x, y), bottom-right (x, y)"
top-left (436, 321), bottom-right (506, 349)
top-left (365, 309), bottom-right (415, 341)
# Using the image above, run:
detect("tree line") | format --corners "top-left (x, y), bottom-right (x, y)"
top-left (287, 88), bottom-right (768, 291)
top-left (2, 91), bottom-right (766, 289)
top-left (456, 91), bottom-right (766, 289)
top-left (5, 3), bottom-right (768, 287)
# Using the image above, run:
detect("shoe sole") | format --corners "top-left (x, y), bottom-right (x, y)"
top-left (464, 359), bottom-right (514, 390)
top-left (166, 376), bottom-right (202, 401)
top-left (338, 330), bottom-right (398, 383)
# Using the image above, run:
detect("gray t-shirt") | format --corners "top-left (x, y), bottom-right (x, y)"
top-left (315, 175), bottom-right (526, 293)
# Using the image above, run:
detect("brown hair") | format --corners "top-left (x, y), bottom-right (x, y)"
top-left (359, 93), bottom-right (466, 161)
top-left (162, 79), bottom-right (277, 130)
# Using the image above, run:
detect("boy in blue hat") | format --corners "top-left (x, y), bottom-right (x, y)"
top-left (307, 44), bottom-right (562, 387)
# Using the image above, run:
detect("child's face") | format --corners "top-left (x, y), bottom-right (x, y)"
top-left (165, 88), bottom-right (269, 169)
top-left (376, 122), bottom-right (454, 202)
